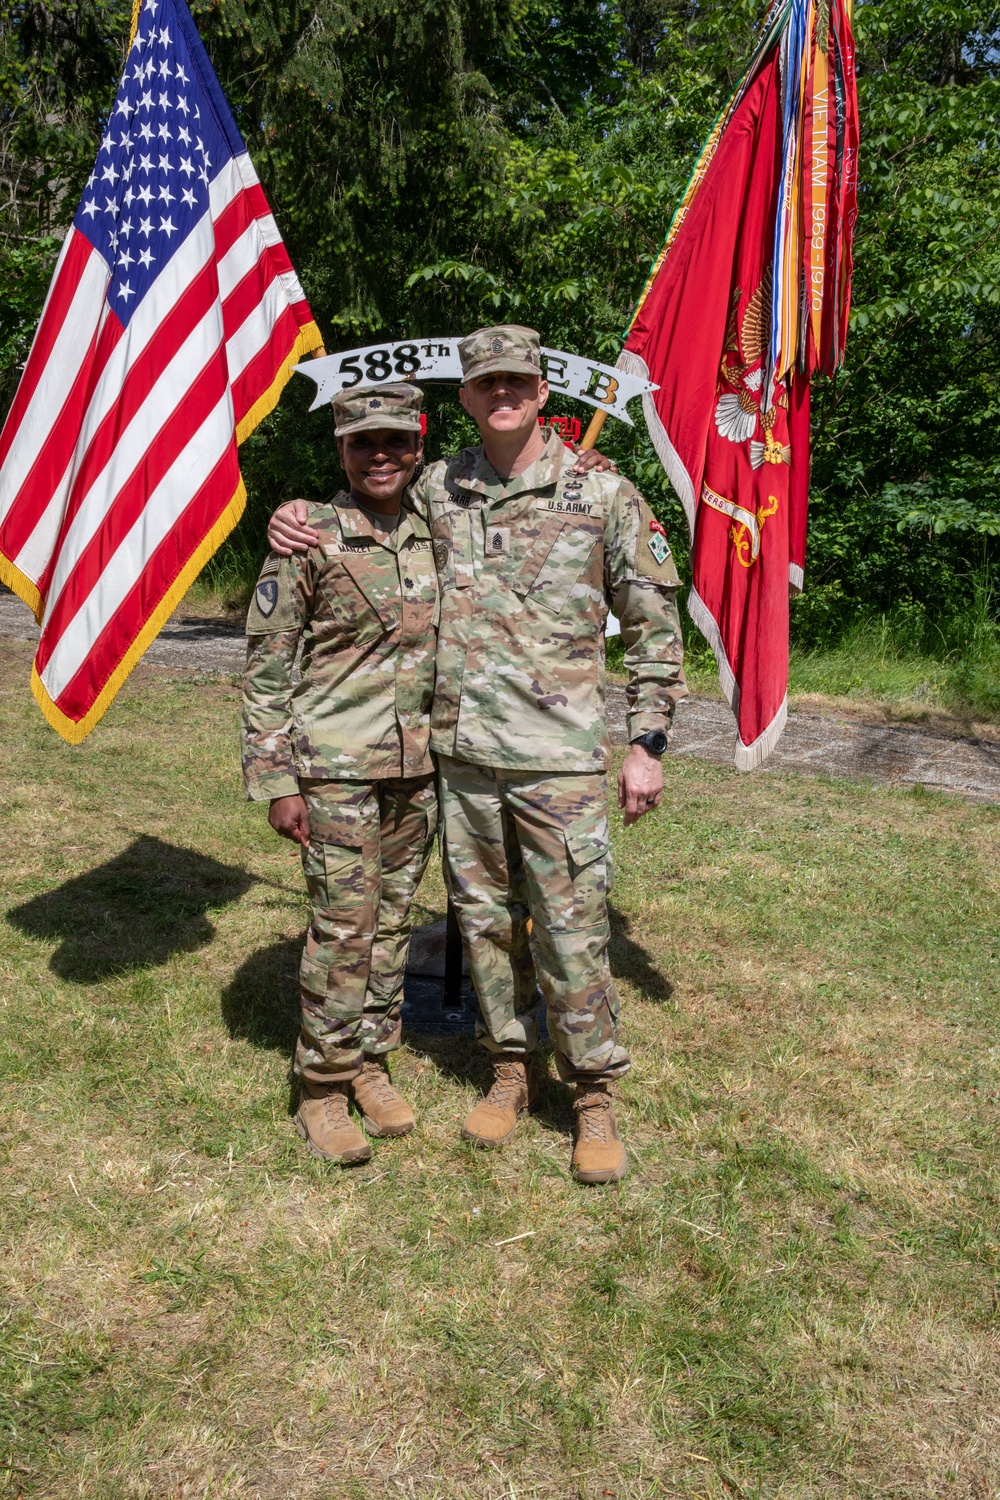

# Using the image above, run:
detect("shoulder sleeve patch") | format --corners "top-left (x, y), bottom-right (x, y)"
top-left (634, 497), bottom-right (681, 587)
top-left (246, 554), bottom-right (303, 634)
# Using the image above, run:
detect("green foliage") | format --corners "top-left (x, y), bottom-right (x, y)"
top-left (0, 1), bottom-right (133, 407)
top-left (1, 0), bottom-right (998, 641)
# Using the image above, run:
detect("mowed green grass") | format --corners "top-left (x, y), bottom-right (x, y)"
top-left (0, 638), bottom-right (998, 1500)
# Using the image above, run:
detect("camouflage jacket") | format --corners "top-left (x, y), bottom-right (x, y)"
top-left (410, 428), bottom-right (687, 773)
top-left (241, 493), bottom-right (438, 800)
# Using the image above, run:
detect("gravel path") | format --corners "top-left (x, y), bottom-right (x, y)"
top-left (605, 683), bottom-right (1000, 804)
top-left (4, 588), bottom-right (998, 803)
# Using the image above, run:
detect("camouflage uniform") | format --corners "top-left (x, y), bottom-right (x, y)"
top-left (242, 384), bottom-right (438, 1084)
top-left (411, 326), bottom-right (687, 1084)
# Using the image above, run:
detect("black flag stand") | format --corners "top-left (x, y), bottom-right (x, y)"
top-left (443, 896), bottom-right (464, 1013)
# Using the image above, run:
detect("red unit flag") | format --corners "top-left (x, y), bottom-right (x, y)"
top-left (0, 0), bottom-right (322, 742)
top-left (620, 0), bottom-right (858, 766)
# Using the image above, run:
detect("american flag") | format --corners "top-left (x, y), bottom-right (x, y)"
top-left (0, 0), bottom-right (321, 742)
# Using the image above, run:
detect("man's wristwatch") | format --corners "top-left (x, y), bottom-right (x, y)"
top-left (631, 729), bottom-right (668, 757)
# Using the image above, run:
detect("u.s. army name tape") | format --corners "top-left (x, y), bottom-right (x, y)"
top-left (293, 339), bottom-right (658, 427)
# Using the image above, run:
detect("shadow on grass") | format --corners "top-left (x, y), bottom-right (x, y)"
top-left (609, 902), bottom-right (674, 1003)
top-left (219, 903), bottom-right (673, 1130)
top-left (220, 933), bottom-right (301, 1055)
top-left (7, 835), bottom-right (255, 983)
top-left (404, 1031), bottom-right (579, 1132)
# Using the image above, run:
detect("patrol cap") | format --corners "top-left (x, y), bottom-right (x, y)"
top-left (332, 382), bottom-right (424, 437)
top-left (458, 325), bottom-right (543, 383)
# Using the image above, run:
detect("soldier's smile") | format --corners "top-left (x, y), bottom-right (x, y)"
top-left (459, 371), bottom-right (550, 439)
top-left (338, 427), bottom-right (423, 513)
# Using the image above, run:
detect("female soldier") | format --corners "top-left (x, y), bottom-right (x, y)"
top-left (242, 383), bottom-right (438, 1166)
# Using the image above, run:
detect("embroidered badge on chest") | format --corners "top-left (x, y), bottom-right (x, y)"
top-left (538, 476), bottom-right (593, 517)
top-left (648, 531), bottom-right (671, 566)
top-left (255, 578), bottom-right (279, 617)
top-left (487, 526), bottom-right (511, 556)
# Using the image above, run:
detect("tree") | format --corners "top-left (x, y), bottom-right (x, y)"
top-left (1, 0), bottom-right (997, 628)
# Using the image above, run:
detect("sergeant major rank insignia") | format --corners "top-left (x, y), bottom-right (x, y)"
top-left (256, 578), bottom-right (278, 617)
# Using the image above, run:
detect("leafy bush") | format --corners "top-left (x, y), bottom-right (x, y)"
top-left (2, 0), bottom-right (998, 651)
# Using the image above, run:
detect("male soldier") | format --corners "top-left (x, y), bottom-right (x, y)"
top-left (269, 327), bottom-right (686, 1185)
top-left (243, 383), bottom-right (439, 1167)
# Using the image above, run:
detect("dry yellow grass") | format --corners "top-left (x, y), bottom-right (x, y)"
top-left (0, 639), bottom-right (998, 1499)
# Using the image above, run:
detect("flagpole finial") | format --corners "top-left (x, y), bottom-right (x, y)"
top-left (127, 0), bottom-right (143, 50)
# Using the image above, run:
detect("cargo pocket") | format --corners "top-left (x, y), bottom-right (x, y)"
top-left (522, 523), bottom-right (599, 614)
top-left (301, 838), bottom-right (366, 920)
top-left (563, 810), bottom-right (611, 920)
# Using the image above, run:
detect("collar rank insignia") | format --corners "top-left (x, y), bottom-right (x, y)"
top-left (256, 578), bottom-right (278, 616)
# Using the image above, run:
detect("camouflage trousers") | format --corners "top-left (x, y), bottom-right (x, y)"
top-left (296, 774), bottom-right (438, 1084)
top-left (437, 756), bottom-right (630, 1083)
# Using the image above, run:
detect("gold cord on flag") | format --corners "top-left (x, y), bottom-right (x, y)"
top-left (127, 0), bottom-right (143, 51)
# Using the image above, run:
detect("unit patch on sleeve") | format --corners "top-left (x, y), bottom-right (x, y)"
top-left (647, 531), bottom-right (671, 566)
top-left (255, 578), bottom-right (278, 617)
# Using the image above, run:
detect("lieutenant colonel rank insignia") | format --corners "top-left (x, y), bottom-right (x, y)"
top-left (648, 531), bottom-right (671, 566)
top-left (255, 578), bottom-right (278, 617)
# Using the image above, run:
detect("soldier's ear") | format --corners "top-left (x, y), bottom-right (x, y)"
top-left (537, 379), bottom-right (549, 412)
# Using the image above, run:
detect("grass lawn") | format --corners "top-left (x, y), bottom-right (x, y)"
top-left (0, 638), bottom-right (998, 1499)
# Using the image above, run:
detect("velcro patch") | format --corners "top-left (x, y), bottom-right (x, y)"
top-left (648, 531), bottom-right (671, 566)
top-left (487, 526), bottom-right (510, 556)
top-left (255, 578), bottom-right (278, 617)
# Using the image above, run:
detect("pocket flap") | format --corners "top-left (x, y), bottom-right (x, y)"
top-left (524, 524), bottom-right (599, 614)
top-left (564, 811), bottom-right (609, 874)
top-left (334, 552), bottom-right (400, 630)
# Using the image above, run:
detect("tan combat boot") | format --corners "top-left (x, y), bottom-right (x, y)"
top-left (295, 1080), bottom-right (372, 1166)
top-left (350, 1057), bottom-right (416, 1138)
top-left (571, 1082), bottom-right (628, 1184)
top-left (461, 1057), bottom-right (537, 1147)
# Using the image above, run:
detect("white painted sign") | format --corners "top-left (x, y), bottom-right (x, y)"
top-left (293, 338), bottom-right (658, 426)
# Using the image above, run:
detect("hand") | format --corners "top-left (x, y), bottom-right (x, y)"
top-left (269, 794), bottom-right (310, 846)
top-left (570, 445), bottom-right (619, 476)
top-left (617, 743), bottom-right (664, 827)
top-left (267, 499), bottom-right (319, 556)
